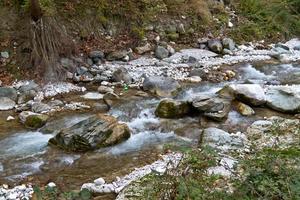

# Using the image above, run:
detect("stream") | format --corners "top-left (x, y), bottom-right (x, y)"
top-left (0, 62), bottom-right (299, 191)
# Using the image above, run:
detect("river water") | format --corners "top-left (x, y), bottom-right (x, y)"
top-left (0, 62), bottom-right (299, 190)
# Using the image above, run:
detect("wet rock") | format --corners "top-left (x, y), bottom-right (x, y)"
top-left (219, 84), bottom-right (266, 106)
top-left (201, 128), bottom-right (244, 151)
top-left (266, 85), bottom-right (300, 113)
top-left (275, 43), bottom-right (290, 51)
top-left (106, 50), bottom-right (128, 61)
top-left (31, 102), bottom-right (51, 113)
top-left (48, 114), bottom-right (131, 152)
top-left (155, 46), bottom-right (169, 59)
top-left (236, 102), bottom-right (255, 116)
top-left (142, 76), bottom-right (181, 97)
top-left (155, 99), bottom-right (191, 118)
top-left (222, 38), bottom-right (235, 51)
top-left (0, 87), bottom-right (17, 101)
top-left (98, 86), bottom-right (114, 94)
top-left (19, 111), bottom-right (49, 129)
top-left (135, 43), bottom-right (152, 55)
top-left (112, 67), bottom-right (133, 84)
top-left (247, 116), bottom-right (300, 149)
top-left (208, 39), bottom-right (223, 54)
top-left (0, 97), bottom-right (16, 110)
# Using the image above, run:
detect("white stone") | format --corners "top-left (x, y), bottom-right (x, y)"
top-left (94, 178), bottom-right (106, 186)
top-left (6, 116), bottom-right (15, 121)
top-left (47, 182), bottom-right (56, 188)
top-left (81, 92), bottom-right (103, 100)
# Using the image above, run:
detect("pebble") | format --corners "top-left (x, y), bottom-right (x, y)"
top-left (6, 116), bottom-right (15, 121)
top-left (47, 182), bottom-right (56, 188)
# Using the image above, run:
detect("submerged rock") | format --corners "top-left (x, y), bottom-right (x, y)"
top-left (49, 114), bottom-right (130, 152)
top-left (266, 85), bottom-right (300, 113)
top-left (155, 99), bottom-right (191, 118)
top-left (142, 76), bottom-right (181, 97)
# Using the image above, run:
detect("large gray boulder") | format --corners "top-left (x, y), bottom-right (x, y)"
top-left (266, 85), bottom-right (300, 113)
top-left (155, 99), bottom-right (191, 118)
top-left (191, 94), bottom-right (231, 121)
top-left (143, 76), bottom-right (181, 97)
top-left (112, 67), bottom-right (132, 84)
top-left (208, 39), bottom-right (223, 54)
top-left (31, 102), bottom-right (51, 113)
top-left (19, 111), bottom-right (49, 129)
top-left (0, 87), bottom-right (17, 101)
top-left (218, 84), bottom-right (266, 106)
top-left (48, 114), bottom-right (130, 152)
top-left (0, 97), bottom-right (16, 110)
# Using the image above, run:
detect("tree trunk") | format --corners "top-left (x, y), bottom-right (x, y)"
top-left (30, 0), bottom-right (42, 22)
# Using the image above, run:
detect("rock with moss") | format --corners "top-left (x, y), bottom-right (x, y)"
top-left (208, 39), bottom-right (223, 54)
top-left (48, 114), bottom-right (130, 152)
top-left (19, 111), bottom-right (49, 129)
top-left (155, 99), bottom-right (191, 118)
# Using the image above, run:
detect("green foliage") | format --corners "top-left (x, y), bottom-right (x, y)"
top-left (234, 147), bottom-right (300, 200)
top-left (231, 0), bottom-right (300, 42)
top-left (33, 186), bottom-right (92, 200)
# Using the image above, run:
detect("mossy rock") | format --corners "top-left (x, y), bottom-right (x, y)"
top-left (25, 114), bottom-right (49, 129)
top-left (155, 99), bottom-right (191, 119)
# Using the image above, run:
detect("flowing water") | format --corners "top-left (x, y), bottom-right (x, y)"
top-left (0, 62), bottom-right (298, 190)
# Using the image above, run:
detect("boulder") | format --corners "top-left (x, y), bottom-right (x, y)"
top-left (208, 39), bottom-right (223, 54)
top-left (201, 128), bottom-right (244, 151)
top-left (266, 85), bottom-right (300, 113)
top-left (165, 49), bottom-right (217, 63)
top-left (0, 87), bottom-right (17, 101)
top-left (112, 67), bottom-right (132, 84)
top-left (48, 114), bottom-right (131, 152)
top-left (19, 111), bottom-right (49, 129)
top-left (219, 84), bottom-right (266, 106)
top-left (222, 38), bottom-right (235, 51)
top-left (0, 97), bottom-right (16, 110)
top-left (155, 46), bottom-right (169, 59)
top-left (89, 51), bottom-right (105, 61)
top-left (17, 90), bottom-right (37, 104)
top-left (236, 102), bottom-right (255, 116)
top-left (142, 76), bottom-right (181, 97)
top-left (191, 94), bottom-right (231, 121)
top-left (155, 99), bottom-right (191, 118)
